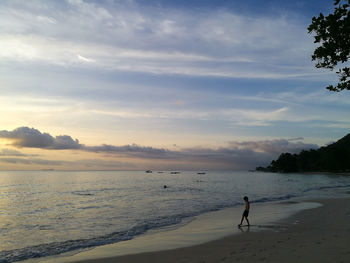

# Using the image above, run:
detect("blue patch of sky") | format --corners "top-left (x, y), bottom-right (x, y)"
top-left (133, 0), bottom-right (333, 17)
top-left (261, 121), bottom-right (350, 141)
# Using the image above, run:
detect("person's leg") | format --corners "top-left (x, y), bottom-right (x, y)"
top-left (238, 215), bottom-right (244, 226)
top-left (245, 216), bottom-right (250, 226)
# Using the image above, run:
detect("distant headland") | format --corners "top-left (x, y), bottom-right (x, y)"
top-left (256, 133), bottom-right (350, 173)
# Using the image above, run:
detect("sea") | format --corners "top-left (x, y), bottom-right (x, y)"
top-left (0, 170), bottom-right (350, 263)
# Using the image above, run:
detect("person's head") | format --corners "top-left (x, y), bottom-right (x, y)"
top-left (243, 196), bottom-right (249, 201)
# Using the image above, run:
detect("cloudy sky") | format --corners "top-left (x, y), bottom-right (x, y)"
top-left (0, 0), bottom-right (349, 170)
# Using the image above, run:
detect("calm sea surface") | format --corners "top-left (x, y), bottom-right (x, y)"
top-left (0, 170), bottom-right (349, 262)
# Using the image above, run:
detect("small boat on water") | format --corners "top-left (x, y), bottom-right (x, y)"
top-left (170, 171), bottom-right (180, 174)
top-left (197, 172), bottom-right (206, 175)
top-left (145, 170), bottom-right (152, 173)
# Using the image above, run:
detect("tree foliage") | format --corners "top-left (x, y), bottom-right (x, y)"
top-left (308, 0), bottom-right (350, 92)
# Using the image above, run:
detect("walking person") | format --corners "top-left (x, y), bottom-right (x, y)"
top-left (238, 196), bottom-right (250, 227)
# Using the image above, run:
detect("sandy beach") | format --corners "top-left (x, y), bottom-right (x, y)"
top-left (53, 196), bottom-right (350, 263)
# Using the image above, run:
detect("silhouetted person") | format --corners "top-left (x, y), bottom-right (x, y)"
top-left (238, 196), bottom-right (250, 227)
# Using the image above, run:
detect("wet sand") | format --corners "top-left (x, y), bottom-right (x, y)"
top-left (67, 197), bottom-right (350, 263)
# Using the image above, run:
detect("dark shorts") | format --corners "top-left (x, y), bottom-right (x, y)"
top-left (243, 210), bottom-right (249, 217)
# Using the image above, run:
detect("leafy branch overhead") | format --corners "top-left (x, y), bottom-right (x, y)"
top-left (308, 0), bottom-right (350, 91)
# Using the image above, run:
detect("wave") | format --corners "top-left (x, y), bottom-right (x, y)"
top-left (71, 187), bottom-right (117, 196)
top-left (302, 183), bottom-right (350, 193)
top-left (0, 213), bottom-right (195, 263)
top-left (166, 186), bottom-right (204, 193)
top-left (252, 183), bottom-right (350, 204)
top-left (252, 194), bottom-right (298, 204)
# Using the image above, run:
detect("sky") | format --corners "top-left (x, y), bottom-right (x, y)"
top-left (0, 0), bottom-right (349, 170)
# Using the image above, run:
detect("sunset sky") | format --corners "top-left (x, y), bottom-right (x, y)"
top-left (0, 0), bottom-right (349, 170)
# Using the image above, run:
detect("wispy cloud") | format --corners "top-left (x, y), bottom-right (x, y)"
top-left (0, 0), bottom-right (321, 79)
top-left (0, 157), bottom-right (63, 166)
top-left (0, 148), bottom-right (37, 157)
top-left (227, 138), bottom-right (318, 155)
top-left (0, 156), bottom-right (135, 170)
top-left (0, 127), bottom-right (319, 169)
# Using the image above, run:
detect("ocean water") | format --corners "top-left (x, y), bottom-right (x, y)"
top-left (0, 170), bottom-right (350, 263)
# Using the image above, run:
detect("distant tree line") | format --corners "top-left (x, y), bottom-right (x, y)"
top-left (256, 133), bottom-right (350, 173)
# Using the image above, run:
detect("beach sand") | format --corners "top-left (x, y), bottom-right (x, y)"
top-left (63, 197), bottom-right (350, 263)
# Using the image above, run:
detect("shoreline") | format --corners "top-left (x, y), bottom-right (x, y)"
top-left (71, 197), bottom-right (350, 263)
top-left (32, 198), bottom-right (328, 263)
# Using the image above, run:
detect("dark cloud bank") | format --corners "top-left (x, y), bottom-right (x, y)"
top-left (0, 127), bottom-right (319, 170)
